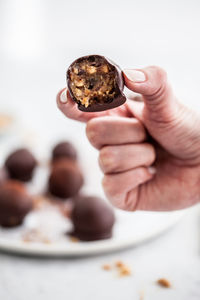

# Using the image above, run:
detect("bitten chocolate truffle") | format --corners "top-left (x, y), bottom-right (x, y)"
top-left (5, 148), bottom-right (37, 182)
top-left (67, 55), bottom-right (126, 112)
top-left (0, 180), bottom-right (33, 227)
top-left (48, 159), bottom-right (84, 199)
top-left (71, 196), bottom-right (115, 241)
top-left (52, 141), bottom-right (77, 162)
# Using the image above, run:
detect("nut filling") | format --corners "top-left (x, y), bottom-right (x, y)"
top-left (68, 56), bottom-right (119, 108)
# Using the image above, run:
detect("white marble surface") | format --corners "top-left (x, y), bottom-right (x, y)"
top-left (0, 0), bottom-right (200, 299)
top-left (0, 206), bottom-right (200, 300)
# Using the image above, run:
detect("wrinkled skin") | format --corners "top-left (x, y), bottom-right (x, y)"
top-left (57, 66), bottom-right (200, 211)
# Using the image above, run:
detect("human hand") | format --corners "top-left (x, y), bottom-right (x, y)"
top-left (57, 66), bottom-right (200, 211)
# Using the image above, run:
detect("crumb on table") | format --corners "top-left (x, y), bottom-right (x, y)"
top-left (102, 264), bottom-right (111, 271)
top-left (101, 260), bottom-right (131, 277)
top-left (118, 265), bottom-right (131, 277)
top-left (115, 260), bottom-right (124, 268)
top-left (115, 261), bottom-right (131, 277)
top-left (157, 278), bottom-right (171, 288)
top-left (139, 290), bottom-right (144, 300)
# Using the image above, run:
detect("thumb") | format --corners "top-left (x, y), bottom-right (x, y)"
top-left (123, 66), bottom-right (178, 123)
top-left (123, 66), bottom-right (200, 165)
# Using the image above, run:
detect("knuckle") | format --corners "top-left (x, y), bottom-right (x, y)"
top-left (102, 175), bottom-right (116, 198)
top-left (102, 175), bottom-right (129, 210)
top-left (86, 120), bottom-right (101, 147)
top-left (99, 146), bottom-right (116, 173)
top-left (150, 65), bottom-right (167, 81)
top-left (102, 175), bottom-right (112, 195)
top-left (136, 168), bottom-right (147, 182)
top-left (144, 66), bottom-right (168, 105)
top-left (144, 143), bottom-right (156, 165)
top-left (133, 120), bottom-right (146, 141)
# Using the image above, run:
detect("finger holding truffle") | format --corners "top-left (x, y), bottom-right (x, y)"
top-left (99, 143), bottom-right (156, 174)
top-left (57, 89), bottom-right (110, 122)
top-left (86, 116), bottom-right (146, 149)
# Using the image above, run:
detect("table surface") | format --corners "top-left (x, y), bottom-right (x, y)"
top-left (0, 206), bottom-right (199, 300)
top-left (0, 1), bottom-right (200, 299)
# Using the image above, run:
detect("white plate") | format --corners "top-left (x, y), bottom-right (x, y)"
top-left (0, 204), bottom-right (186, 257)
top-left (0, 129), bottom-right (186, 257)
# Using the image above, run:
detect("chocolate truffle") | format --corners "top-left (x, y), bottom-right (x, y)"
top-left (48, 159), bottom-right (84, 199)
top-left (67, 55), bottom-right (126, 112)
top-left (71, 196), bottom-right (115, 241)
top-left (0, 168), bottom-right (7, 186)
top-left (52, 141), bottom-right (77, 162)
top-left (0, 180), bottom-right (33, 227)
top-left (5, 148), bottom-right (37, 182)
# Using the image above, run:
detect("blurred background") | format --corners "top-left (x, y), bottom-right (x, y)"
top-left (0, 0), bottom-right (200, 299)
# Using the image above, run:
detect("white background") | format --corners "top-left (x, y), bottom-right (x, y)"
top-left (0, 0), bottom-right (200, 299)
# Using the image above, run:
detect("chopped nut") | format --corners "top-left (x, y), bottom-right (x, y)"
top-left (81, 97), bottom-right (89, 107)
top-left (102, 264), bottom-right (111, 271)
top-left (157, 278), bottom-right (171, 288)
top-left (115, 261), bottom-right (124, 268)
top-left (75, 88), bottom-right (83, 97)
top-left (139, 291), bottom-right (144, 300)
top-left (101, 65), bottom-right (109, 73)
top-left (70, 236), bottom-right (79, 243)
top-left (22, 229), bottom-right (52, 244)
top-left (84, 88), bottom-right (90, 96)
top-left (73, 67), bottom-right (79, 74)
top-left (75, 79), bottom-right (84, 87)
top-left (115, 260), bottom-right (132, 277)
top-left (119, 266), bottom-right (131, 277)
top-left (87, 66), bottom-right (96, 74)
top-left (0, 114), bottom-right (13, 129)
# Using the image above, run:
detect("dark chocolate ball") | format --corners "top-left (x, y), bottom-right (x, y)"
top-left (0, 180), bottom-right (33, 227)
top-left (71, 196), bottom-right (115, 241)
top-left (52, 141), bottom-right (77, 162)
top-left (48, 159), bottom-right (84, 199)
top-left (67, 55), bottom-right (126, 112)
top-left (0, 168), bottom-right (7, 186)
top-left (5, 148), bottom-right (37, 182)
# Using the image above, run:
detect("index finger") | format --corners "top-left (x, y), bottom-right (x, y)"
top-left (56, 88), bottom-right (109, 123)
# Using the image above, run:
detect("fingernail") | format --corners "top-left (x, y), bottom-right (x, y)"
top-left (148, 166), bottom-right (157, 174)
top-left (123, 69), bottom-right (146, 83)
top-left (60, 89), bottom-right (67, 103)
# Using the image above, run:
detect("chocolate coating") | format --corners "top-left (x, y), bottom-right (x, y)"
top-left (67, 55), bottom-right (126, 112)
top-left (0, 168), bottom-right (7, 186)
top-left (52, 141), bottom-right (77, 162)
top-left (71, 196), bottom-right (115, 241)
top-left (5, 148), bottom-right (37, 182)
top-left (48, 159), bottom-right (84, 199)
top-left (0, 180), bottom-right (33, 227)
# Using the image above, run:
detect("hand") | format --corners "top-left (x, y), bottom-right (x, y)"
top-left (57, 66), bottom-right (200, 211)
